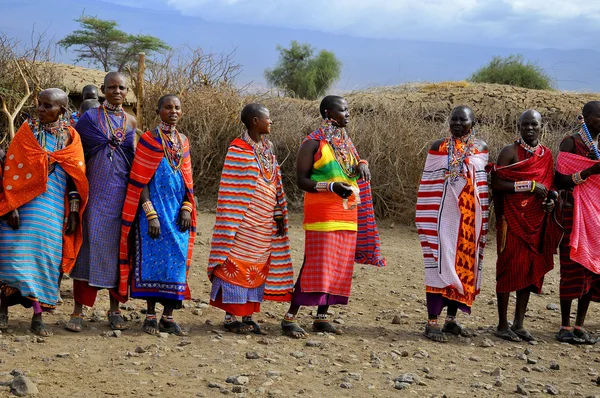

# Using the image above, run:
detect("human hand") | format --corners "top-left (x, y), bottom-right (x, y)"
top-left (7, 209), bottom-right (19, 230)
top-left (532, 182), bottom-right (548, 198)
top-left (332, 182), bottom-right (354, 199)
top-left (148, 217), bottom-right (161, 238)
top-left (276, 218), bottom-right (285, 237)
top-left (65, 212), bottom-right (79, 235)
top-left (358, 162), bottom-right (371, 182)
top-left (177, 209), bottom-right (192, 232)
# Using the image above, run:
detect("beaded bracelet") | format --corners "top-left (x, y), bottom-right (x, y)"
top-left (68, 191), bottom-right (81, 201)
top-left (69, 199), bottom-right (80, 213)
top-left (180, 201), bottom-right (193, 213)
top-left (146, 211), bottom-right (158, 221)
top-left (572, 171), bottom-right (586, 185)
top-left (514, 181), bottom-right (532, 192)
top-left (358, 159), bottom-right (369, 167)
top-left (315, 182), bottom-right (328, 192)
top-left (142, 201), bottom-right (155, 216)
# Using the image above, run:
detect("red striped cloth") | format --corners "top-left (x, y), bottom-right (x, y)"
top-left (492, 145), bottom-right (560, 293)
top-left (118, 131), bottom-right (196, 298)
top-left (208, 138), bottom-right (293, 301)
top-left (299, 230), bottom-right (357, 296)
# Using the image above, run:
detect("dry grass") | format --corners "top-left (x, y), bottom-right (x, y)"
top-left (136, 81), bottom-right (591, 226)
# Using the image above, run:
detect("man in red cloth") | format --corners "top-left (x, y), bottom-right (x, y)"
top-left (491, 109), bottom-right (561, 342)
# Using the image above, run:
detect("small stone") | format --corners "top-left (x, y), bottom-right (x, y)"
top-left (394, 373), bottom-right (419, 384)
top-left (306, 340), bottom-right (322, 348)
top-left (231, 386), bottom-right (246, 393)
top-left (10, 375), bottom-right (38, 396)
top-left (112, 330), bottom-right (121, 338)
top-left (516, 384), bottom-right (529, 395)
top-left (469, 356), bottom-right (481, 362)
top-left (533, 366), bottom-right (546, 373)
top-left (480, 339), bottom-right (494, 348)
top-left (395, 382), bottom-right (410, 390)
top-left (546, 303), bottom-right (559, 311)
top-left (135, 346), bottom-right (146, 354)
top-left (246, 352), bottom-right (260, 360)
top-left (347, 373), bottom-right (362, 381)
top-left (550, 361), bottom-right (560, 370)
top-left (400, 350), bottom-right (409, 357)
top-left (495, 379), bottom-right (503, 387)
top-left (522, 366), bottom-right (531, 373)
top-left (290, 351), bottom-right (305, 359)
top-left (56, 353), bottom-right (70, 358)
top-left (491, 367), bottom-right (502, 377)
top-left (527, 357), bottom-right (537, 364)
top-left (391, 315), bottom-right (401, 324)
top-left (545, 384), bottom-right (559, 395)
top-left (208, 382), bottom-right (226, 389)
top-left (266, 370), bottom-right (281, 378)
top-left (516, 353), bottom-right (527, 361)
top-left (192, 309), bottom-right (202, 316)
top-left (524, 348), bottom-right (533, 355)
top-left (178, 340), bottom-right (191, 347)
top-left (225, 375), bottom-right (249, 385)
top-left (340, 382), bottom-right (353, 389)
top-left (158, 332), bottom-right (169, 339)
top-left (333, 319), bottom-right (344, 325)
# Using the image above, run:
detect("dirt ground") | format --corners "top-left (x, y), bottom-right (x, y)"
top-left (0, 212), bottom-right (599, 397)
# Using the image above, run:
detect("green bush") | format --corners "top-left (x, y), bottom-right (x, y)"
top-left (468, 55), bottom-right (554, 90)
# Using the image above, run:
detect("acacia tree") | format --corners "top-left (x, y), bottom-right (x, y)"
top-left (468, 55), bottom-right (554, 90)
top-left (58, 15), bottom-right (169, 72)
top-left (265, 41), bottom-right (342, 100)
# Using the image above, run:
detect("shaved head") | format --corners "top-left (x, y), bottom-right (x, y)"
top-left (519, 109), bottom-right (542, 123)
top-left (320, 95), bottom-right (345, 119)
top-left (583, 101), bottom-right (600, 119)
top-left (451, 105), bottom-right (475, 121)
top-left (104, 72), bottom-right (127, 87)
top-left (82, 84), bottom-right (98, 100)
top-left (241, 103), bottom-right (268, 128)
top-left (40, 88), bottom-right (68, 107)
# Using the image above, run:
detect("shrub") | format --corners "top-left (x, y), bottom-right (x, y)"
top-left (468, 55), bottom-right (554, 90)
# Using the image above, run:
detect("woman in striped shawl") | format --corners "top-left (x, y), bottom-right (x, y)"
top-left (119, 95), bottom-right (195, 336)
top-left (208, 103), bottom-right (293, 334)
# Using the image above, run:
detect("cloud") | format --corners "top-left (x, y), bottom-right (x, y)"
top-left (102, 0), bottom-right (600, 49)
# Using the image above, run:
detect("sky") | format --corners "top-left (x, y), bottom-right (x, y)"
top-left (2, 0), bottom-right (600, 91)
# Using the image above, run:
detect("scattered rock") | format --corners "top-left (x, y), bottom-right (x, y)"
top-left (347, 373), bottom-right (362, 381)
top-left (545, 384), bottom-right (559, 395)
top-left (290, 351), bottom-right (305, 359)
top-left (522, 366), bottom-right (531, 373)
top-left (395, 382), bottom-right (410, 390)
top-left (56, 353), bottom-right (70, 358)
top-left (225, 375), bottom-right (249, 385)
top-left (480, 338), bottom-right (494, 348)
top-left (516, 384), bottom-right (529, 395)
top-left (246, 352), bottom-right (260, 360)
top-left (546, 303), bottom-right (559, 311)
top-left (192, 309), bottom-right (202, 316)
top-left (10, 375), bottom-right (38, 396)
top-left (158, 332), bottom-right (169, 339)
top-left (208, 381), bottom-right (226, 389)
top-left (391, 315), bottom-right (402, 324)
top-left (231, 386), bottom-right (246, 393)
top-left (550, 361), bottom-right (560, 370)
top-left (112, 330), bottom-right (122, 338)
top-left (491, 367), bottom-right (502, 377)
top-left (266, 370), bottom-right (281, 378)
top-left (468, 356), bottom-right (481, 362)
top-left (333, 319), bottom-right (344, 325)
top-left (394, 373), bottom-right (420, 384)
top-left (527, 357), bottom-right (538, 364)
top-left (340, 382), bottom-right (353, 389)
top-left (306, 340), bottom-right (322, 348)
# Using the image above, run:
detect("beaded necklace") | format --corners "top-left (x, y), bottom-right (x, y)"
top-left (28, 118), bottom-right (68, 152)
top-left (578, 118), bottom-right (600, 159)
top-left (320, 120), bottom-right (359, 179)
top-left (98, 102), bottom-right (127, 161)
top-left (156, 123), bottom-right (184, 171)
top-left (242, 131), bottom-right (276, 183)
top-left (445, 131), bottom-right (474, 182)
top-left (516, 138), bottom-right (544, 157)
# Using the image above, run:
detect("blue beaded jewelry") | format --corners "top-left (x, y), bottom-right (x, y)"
top-left (578, 115), bottom-right (600, 159)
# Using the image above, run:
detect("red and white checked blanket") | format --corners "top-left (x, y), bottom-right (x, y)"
top-left (415, 149), bottom-right (489, 294)
top-left (556, 151), bottom-right (600, 274)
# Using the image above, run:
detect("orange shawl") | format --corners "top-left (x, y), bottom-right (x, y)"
top-left (0, 121), bottom-right (89, 273)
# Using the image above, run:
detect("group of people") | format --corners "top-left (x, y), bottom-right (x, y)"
top-left (1, 70), bottom-right (598, 345)
top-left (0, 71), bottom-right (386, 338)
top-left (416, 102), bottom-right (600, 345)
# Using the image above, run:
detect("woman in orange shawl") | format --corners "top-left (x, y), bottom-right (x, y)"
top-left (0, 89), bottom-right (88, 336)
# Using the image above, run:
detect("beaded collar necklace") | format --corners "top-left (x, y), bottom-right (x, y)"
top-left (28, 118), bottom-right (68, 152)
top-left (320, 119), bottom-right (359, 178)
top-left (156, 124), bottom-right (183, 171)
top-left (98, 103), bottom-right (127, 161)
top-left (242, 131), bottom-right (276, 183)
top-left (103, 100), bottom-right (123, 114)
top-left (578, 117), bottom-right (600, 159)
top-left (445, 131), bottom-right (474, 182)
top-left (516, 138), bottom-right (544, 157)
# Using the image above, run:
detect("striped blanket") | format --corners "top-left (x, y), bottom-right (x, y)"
top-left (556, 151), bottom-right (600, 274)
top-left (416, 146), bottom-right (489, 305)
top-left (208, 138), bottom-right (293, 301)
top-left (118, 131), bottom-right (196, 298)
